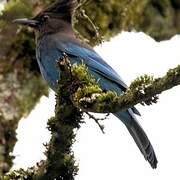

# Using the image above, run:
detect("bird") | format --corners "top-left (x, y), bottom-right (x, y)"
top-left (13, 0), bottom-right (157, 168)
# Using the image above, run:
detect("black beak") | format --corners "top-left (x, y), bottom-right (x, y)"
top-left (13, 18), bottom-right (39, 28)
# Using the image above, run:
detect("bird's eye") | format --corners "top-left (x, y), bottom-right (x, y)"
top-left (42, 15), bottom-right (50, 22)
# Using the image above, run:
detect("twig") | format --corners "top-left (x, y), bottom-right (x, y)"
top-left (85, 112), bottom-right (109, 134)
top-left (72, 0), bottom-right (103, 44)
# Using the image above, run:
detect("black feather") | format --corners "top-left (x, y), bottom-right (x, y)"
top-left (35, 0), bottom-right (77, 22)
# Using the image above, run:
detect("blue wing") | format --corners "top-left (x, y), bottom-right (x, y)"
top-left (53, 36), bottom-right (140, 116)
top-left (37, 35), bottom-right (140, 115)
top-left (54, 37), bottom-right (128, 92)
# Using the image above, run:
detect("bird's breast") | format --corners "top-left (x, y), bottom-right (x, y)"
top-left (36, 39), bottom-right (62, 90)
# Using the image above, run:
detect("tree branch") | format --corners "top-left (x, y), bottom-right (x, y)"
top-left (71, 63), bottom-right (180, 113)
top-left (2, 54), bottom-right (83, 180)
top-left (2, 54), bottom-right (180, 179)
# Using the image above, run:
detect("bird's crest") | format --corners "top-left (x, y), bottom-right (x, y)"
top-left (34, 0), bottom-right (77, 23)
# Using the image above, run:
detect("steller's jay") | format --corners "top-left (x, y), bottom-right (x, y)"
top-left (14, 0), bottom-right (157, 168)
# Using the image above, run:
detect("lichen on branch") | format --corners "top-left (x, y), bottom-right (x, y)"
top-left (71, 63), bottom-right (180, 113)
top-left (2, 54), bottom-right (83, 180)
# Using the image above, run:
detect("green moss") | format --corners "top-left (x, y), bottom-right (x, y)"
top-left (2, 0), bottom-right (33, 21)
top-left (71, 64), bottom-right (118, 112)
top-left (72, 64), bottom-right (102, 102)
top-left (73, 0), bottom-right (180, 45)
top-left (74, 0), bottom-right (149, 45)
top-left (138, 0), bottom-right (178, 41)
top-left (39, 63), bottom-right (83, 180)
top-left (74, 64), bottom-right (180, 113)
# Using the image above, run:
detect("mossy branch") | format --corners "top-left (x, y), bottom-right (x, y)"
top-left (37, 55), bottom-right (83, 180)
top-left (2, 54), bottom-right (83, 180)
top-left (2, 55), bottom-right (180, 179)
top-left (71, 63), bottom-right (180, 113)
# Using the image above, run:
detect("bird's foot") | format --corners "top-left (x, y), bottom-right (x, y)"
top-left (56, 52), bottom-right (71, 70)
top-left (56, 52), bottom-right (72, 81)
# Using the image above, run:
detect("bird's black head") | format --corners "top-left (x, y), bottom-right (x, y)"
top-left (13, 0), bottom-right (76, 35)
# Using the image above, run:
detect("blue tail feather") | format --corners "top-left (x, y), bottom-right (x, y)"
top-left (114, 110), bottom-right (158, 168)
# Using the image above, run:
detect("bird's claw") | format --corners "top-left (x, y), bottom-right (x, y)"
top-left (56, 52), bottom-right (72, 80)
top-left (56, 52), bottom-right (69, 68)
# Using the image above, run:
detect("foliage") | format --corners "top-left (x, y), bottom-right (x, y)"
top-left (75, 0), bottom-right (180, 45)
